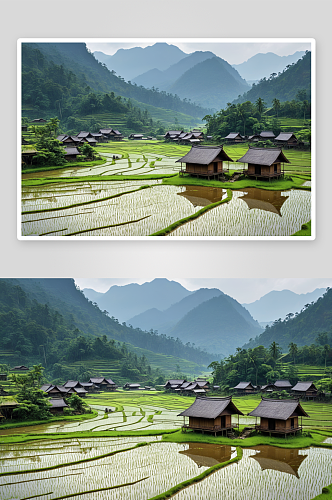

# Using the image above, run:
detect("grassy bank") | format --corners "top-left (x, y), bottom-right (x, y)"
top-left (0, 409), bottom-right (99, 430)
top-left (293, 220), bottom-right (312, 236)
top-left (22, 173), bottom-right (176, 187)
top-left (150, 189), bottom-right (233, 236)
top-left (162, 173), bottom-right (310, 192)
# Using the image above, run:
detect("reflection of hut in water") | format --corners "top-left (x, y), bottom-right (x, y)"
top-left (179, 443), bottom-right (232, 467)
top-left (178, 186), bottom-right (226, 207)
top-left (238, 188), bottom-right (289, 216)
top-left (249, 445), bottom-right (307, 477)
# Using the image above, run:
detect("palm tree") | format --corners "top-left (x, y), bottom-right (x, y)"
top-left (255, 97), bottom-right (266, 119)
top-left (272, 98), bottom-right (281, 118)
top-left (269, 341), bottom-right (281, 366)
top-left (288, 342), bottom-right (298, 365)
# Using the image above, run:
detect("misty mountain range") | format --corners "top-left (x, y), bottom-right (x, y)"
top-left (93, 43), bottom-right (305, 111)
top-left (83, 279), bottom-right (326, 356)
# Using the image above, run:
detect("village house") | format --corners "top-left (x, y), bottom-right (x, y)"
top-left (12, 365), bottom-right (29, 371)
top-left (274, 132), bottom-right (298, 147)
top-left (49, 398), bottom-right (68, 414)
top-left (99, 128), bottom-right (123, 141)
top-left (176, 145), bottom-right (233, 180)
top-left (31, 118), bottom-right (46, 123)
top-left (80, 382), bottom-right (98, 393)
top-left (259, 131), bottom-right (276, 141)
top-left (64, 147), bottom-right (80, 161)
top-left (0, 401), bottom-right (20, 419)
top-left (123, 383), bottom-right (141, 390)
top-left (56, 135), bottom-right (83, 147)
top-left (248, 397), bottom-right (309, 436)
top-left (164, 379), bottom-right (187, 391)
top-left (178, 396), bottom-right (243, 437)
top-left (236, 146), bottom-right (290, 180)
top-left (233, 381), bottom-right (256, 395)
top-left (274, 380), bottom-right (293, 391)
top-left (89, 377), bottom-right (117, 391)
top-left (224, 132), bottom-right (244, 143)
top-left (291, 381), bottom-right (318, 399)
top-left (164, 130), bottom-right (184, 141)
top-left (40, 385), bottom-right (71, 399)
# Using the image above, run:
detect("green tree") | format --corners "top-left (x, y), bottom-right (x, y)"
top-left (68, 393), bottom-right (85, 413)
top-left (255, 97), bottom-right (266, 119)
top-left (272, 98), bottom-right (281, 118)
top-left (288, 342), bottom-right (298, 365)
top-left (269, 342), bottom-right (282, 366)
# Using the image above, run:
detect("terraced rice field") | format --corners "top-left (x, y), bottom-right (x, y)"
top-left (21, 141), bottom-right (312, 237)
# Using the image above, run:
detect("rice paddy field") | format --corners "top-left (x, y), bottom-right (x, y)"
top-left (1, 392), bottom-right (331, 500)
top-left (21, 141), bottom-right (312, 238)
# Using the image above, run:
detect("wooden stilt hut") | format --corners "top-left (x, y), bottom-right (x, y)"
top-left (176, 145), bottom-right (233, 180)
top-left (178, 396), bottom-right (243, 437)
top-left (236, 146), bottom-right (290, 180)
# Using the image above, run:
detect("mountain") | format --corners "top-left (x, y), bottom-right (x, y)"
top-left (167, 57), bottom-right (250, 110)
top-left (233, 51), bottom-right (311, 106)
top-left (128, 288), bottom-right (224, 333)
top-left (243, 287), bottom-right (332, 351)
top-left (94, 43), bottom-right (188, 82)
top-left (0, 278), bottom-right (213, 366)
top-left (233, 51), bottom-right (305, 82)
top-left (242, 288), bottom-right (326, 323)
top-left (23, 42), bottom-right (209, 121)
top-left (167, 294), bottom-right (262, 355)
top-left (83, 278), bottom-right (193, 324)
top-left (132, 51), bottom-right (216, 89)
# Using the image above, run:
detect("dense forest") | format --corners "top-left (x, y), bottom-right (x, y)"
top-left (22, 43), bottom-right (209, 131)
top-left (0, 279), bottom-right (214, 370)
top-left (203, 96), bottom-right (311, 141)
top-left (232, 51), bottom-right (311, 106)
top-left (243, 288), bottom-right (332, 351)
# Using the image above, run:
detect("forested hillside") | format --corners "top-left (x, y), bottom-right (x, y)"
top-left (233, 51), bottom-right (311, 106)
top-left (22, 42), bottom-right (209, 129)
top-left (0, 279), bottom-right (214, 368)
top-left (243, 287), bottom-right (332, 351)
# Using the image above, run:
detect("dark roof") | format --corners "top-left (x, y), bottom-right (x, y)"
top-left (64, 147), bottom-right (80, 156)
top-left (275, 132), bottom-right (297, 142)
top-left (166, 379), bottom-right (186, 385)
top-left (56, 135), bottom-right (67, 141)
top-left (40, 384), bottom-right (52, 392)
top-left (85, 137), bottom-right (97, 143)
top-left (77, 131), bottom-right (91, 138)
top-left (236, 147), bottom-right (290, 166)
top-left (46, 385), bottom-right (70, 393)
top-left (178, 396), bottom-right (243, 419)
top-left (80, 382), bottom-right (94, 387)
top-left (176, 145), bottom-right (233, 165)
top-left (248, 398), bottom-right (309, 419)
top-left (166, 130), bottom-right (182, 135)
top-left (291, 381), bottom-right (317, 392)
top-left (49, 398), bottom-right (68, 408)
top-left (64, 381), bottom-right (80, 388)
top-left (260, 131), bottom-right (275, 138)
top-left (224, 132), bottom-right (242, 139)
top-left (89, 378), bottom-right (105, 384)
top-left (74, 387), bottom-right (87, 394)
top-left (233, 382), bottom-right (255, 390)
top-left (12, 365), bottom-right (29, 370)
top-left (274, 380), bottom-right (292, 388)
top-left (105, 378), bottom-right (116, 385)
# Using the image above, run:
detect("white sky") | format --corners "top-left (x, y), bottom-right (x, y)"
top-left (86, 40), bottom-right (311, 65)
top-left (74, 278), bottom-right (332, 304)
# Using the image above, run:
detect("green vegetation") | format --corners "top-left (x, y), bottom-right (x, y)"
top-left (148, 447), bottom-right (243, 500)
top-left (243, 288), bottom-right (332, 352)
top-left (293, 220), bottom-right (311, 236)
top-left (151, 189), bottom-right (233, 236)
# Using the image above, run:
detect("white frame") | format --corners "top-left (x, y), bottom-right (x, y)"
top-left (17, 38), bottom-right (316, 240)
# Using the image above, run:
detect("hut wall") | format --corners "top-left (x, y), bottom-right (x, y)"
top-left (260, 417), bottom-right (298, 431)
top-left (247, 163), bottom-right (281, 175)
top-left (185, 162), bottom-right (223, 174)
top-left (189, 417), bottom-right (216, 429)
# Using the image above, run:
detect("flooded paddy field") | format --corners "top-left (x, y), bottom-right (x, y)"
top-left (21, 142), bottom-right (311, 237)
top-left (0, 438), bottom-right (330, 500)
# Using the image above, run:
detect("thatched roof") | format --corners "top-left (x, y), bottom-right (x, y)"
top-left (49, 398), bottom-right (68, 409)
top-left (233, 381), bottom-right (255, 390)
top-left (291, 381), bottom-right (317, 392)
top-left (166, 379), bottom-right (186, 386)
top-left (77, 131), bottom-right (91, 138)
top-left (178, 396), bottom-right (243, 419)
top-left (248, 398), bottom-right (309, 420)
top-left (236, 147), bottom-right (290, 166)
top-left (176, 145), bottom-right (233, 165)
top-left (274, 380), bottom-right (292, 389)
top-left (64, 381), bottom-right (81, 388)
top-left (275, 132), bottom-right (297, 142)
top-left (260, 131), bottom-right (275, 139)
top-left (224, 132), bottom-right (242, 140)
top-left (64, 147), bottom-right (80, 156)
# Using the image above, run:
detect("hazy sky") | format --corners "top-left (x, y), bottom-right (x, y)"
top-left (86, 40), bottom-right (311, 65)
top-left (74, 278), bottom-right (331, 304)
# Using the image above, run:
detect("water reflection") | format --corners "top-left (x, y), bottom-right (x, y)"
top-left (237, 188), bottom-right (289, 216)
top-left (249, 445), bottom-right (308, 477)
top-left (178, 186), bottom-right (227, 207)
top-left (179, 443), bottom-right (233, 467)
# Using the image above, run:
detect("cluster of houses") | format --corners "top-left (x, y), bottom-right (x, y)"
top-left (224, 130), bottom-right (300, 147)
top-left (55, 129), bottom-right (123, 161)
top-left (164, 129), bottom-right (211, 144)
top-left (178, 395), bottom-right (309, 438)
top-left (177, 144), bottom-right (289, 181)
top-left (164, 378), bottom-right (215, 395)
top-left (233, 380), bottom-right (320, 400)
